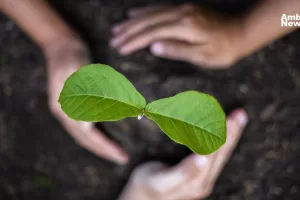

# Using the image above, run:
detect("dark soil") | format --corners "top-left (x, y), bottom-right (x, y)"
top-left (0, 0), bottom-right (300, 199)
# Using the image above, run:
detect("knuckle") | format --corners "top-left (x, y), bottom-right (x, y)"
top-left (191, 48), bottom-right (209, 66)
top-left (219, 40), bottom-right (239, 67)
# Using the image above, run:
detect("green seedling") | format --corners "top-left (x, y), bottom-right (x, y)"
top-left (59, 64), bottom-right (226, 155)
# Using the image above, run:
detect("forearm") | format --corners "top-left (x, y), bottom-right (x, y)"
top-left (237, 0), bottom-right (300, 58)
top-left (0, 0), bottom-right (79, 51)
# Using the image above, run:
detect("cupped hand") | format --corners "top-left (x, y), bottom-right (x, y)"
top-left (111, 4), bottom-right (244, 68)
top-left (119, 109), bottom-right (247, 200)
top-left (45, 39), bottom-right (128, 164)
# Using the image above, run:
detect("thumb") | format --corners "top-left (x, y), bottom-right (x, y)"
top-left (148, 154), bottom-right (208, 192)
top-left (150, 40), bottom-right (205, 64)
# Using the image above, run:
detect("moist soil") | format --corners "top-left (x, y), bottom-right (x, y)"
top-left (0, 0), bottom-right (300, 199)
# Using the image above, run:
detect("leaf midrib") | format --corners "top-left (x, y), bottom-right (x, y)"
top-left (60, 94), bottom-right (144, 110)
top-left (145, 111), bottom-right (225, 141)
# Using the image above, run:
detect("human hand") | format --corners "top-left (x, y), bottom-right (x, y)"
top-left (45, 39), bottom-right (128, 164)
top-left (119, 109), bottom-right (247, 200)
top-left (111, 4), bottom-right (244, 68)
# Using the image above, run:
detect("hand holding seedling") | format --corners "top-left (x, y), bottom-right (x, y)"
top-left (118, 109), bottom-right (247, 200)
top-left (0, 0), bottom-right (129, 164)
top-left (111, 3), bottom-right (243, 68)
top-left (1, 0), bottom-right (296, 198)
top-left (46, 43), bottom-right (128, 164)
top-left (59, 64), bottom-right (226, 155)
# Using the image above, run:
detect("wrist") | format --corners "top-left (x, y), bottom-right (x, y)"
top-left (44, 37), bottom-right (90, 71)
top-left (43, 37), bottom-right (88, 58)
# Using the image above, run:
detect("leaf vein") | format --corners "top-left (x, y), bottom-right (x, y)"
top-left (146, 111), bottom-right (224, 141)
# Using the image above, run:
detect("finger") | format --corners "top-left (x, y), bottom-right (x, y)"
top-left (117, 22), bottom-right (199, 55)
top-left (64, 120), bottom-right (129, 164)
top-left (111, 6), bottom-right (184, 43)
top-left (205, 109), bottom-right (248, 187)
top-left (150, 40), bottom-right (206, 64)
top-left (112, 5), bottom-right (179, 35)
top-left (86, 126), bottom-right (129, 164)
top-left (128, 5), bottom-right (173, 18)
top-left (147, 154), bottom-right (209, 193)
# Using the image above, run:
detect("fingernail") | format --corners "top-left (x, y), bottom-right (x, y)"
top-left (151, 42), bottom-right (164, 55)
top-left (194, 155), bottom-right (208, 168)
top-left (237, 110), bottom-right (248, 127)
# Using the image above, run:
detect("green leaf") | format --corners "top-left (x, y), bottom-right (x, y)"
top-left (59, 64), bottom-right (146, 122)
top-left (145, 91), bottom-right (226, 155)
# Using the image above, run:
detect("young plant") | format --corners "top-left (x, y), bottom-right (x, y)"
top-left (59, 64), bottom-right (226, 155)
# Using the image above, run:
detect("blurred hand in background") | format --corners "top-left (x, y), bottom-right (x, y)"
top-left (111, 4), bottom-right (242, 68)
top-left (0, 0), bottom-right (128, 165)
top-left (112, 1), bottom-right (300, 69)
top-left (1, 0), bottom-right (299, 197)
